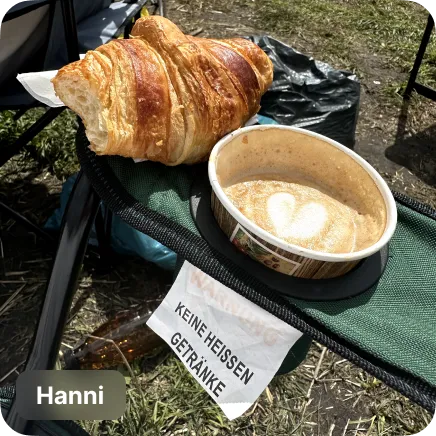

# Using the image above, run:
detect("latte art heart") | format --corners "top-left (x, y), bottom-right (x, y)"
top-left (224, 176), bottom-right (369, 254)
top-left (266, 192), bottom-right (295, 234)
top-left (267, 194), bottom-right (328, 241)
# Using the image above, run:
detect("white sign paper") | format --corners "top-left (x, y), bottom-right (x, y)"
top-left (147, 261), bottom-right (303, 420)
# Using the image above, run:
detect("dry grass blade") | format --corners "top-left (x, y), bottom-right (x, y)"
top-left (244, 401), bottom-right (259, 417)
top-left (265, 386), bottom-right (274, 404)
top-left (189, 27), bottom-right (204, 36)
top-left (307, 347), bottom-right (327, 399)
top-left (87, 335), bottom-right (136, 382)
top-left (23, 258), bottom-right (52, 264)
top-left (4, 271), bottom-right (30, 277)
top-left (328, 423), bottom-right (335, 436)
top-left (0, 360), bottom-right (26, 383)
top-left (342, 418), bottom-right (350, 436)
top-left (0, 284), bottom-right (26, 316)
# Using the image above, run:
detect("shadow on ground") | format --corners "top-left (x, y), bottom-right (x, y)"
top-left (0, 164), bottom-right (60, 227)
top-left (386, 100), bottom-right (436, 188)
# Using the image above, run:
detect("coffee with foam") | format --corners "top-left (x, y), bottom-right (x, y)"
top-left (216, 129), bottom-right (387, 255)
top-left (224, 175), bottom-right (382, 253)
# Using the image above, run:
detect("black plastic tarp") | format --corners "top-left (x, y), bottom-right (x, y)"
top-left (249, 36), bottom-right (361, 148)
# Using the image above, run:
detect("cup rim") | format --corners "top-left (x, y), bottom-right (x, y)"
top-left (208, 125), bottom-right (398, 263)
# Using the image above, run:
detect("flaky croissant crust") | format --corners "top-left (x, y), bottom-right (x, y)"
top-left (52, 16), bottom-right (273, 165)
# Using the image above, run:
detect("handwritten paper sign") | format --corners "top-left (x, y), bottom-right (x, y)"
top-left (147, 261), bottom-right (303, 420)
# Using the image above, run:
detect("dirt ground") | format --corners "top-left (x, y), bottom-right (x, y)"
top-left (0, 1), bottom-right (435, 435)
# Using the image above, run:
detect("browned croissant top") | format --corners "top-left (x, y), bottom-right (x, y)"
top-left (52, 16), bottom-right (273, 165)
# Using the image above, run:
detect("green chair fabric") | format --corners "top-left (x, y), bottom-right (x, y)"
top-left (291, 204), bottom-right (436, 386)
top-left (77, 119), bottom-right (436, 412)
top-left (105, 156), bottom-right (436, 388)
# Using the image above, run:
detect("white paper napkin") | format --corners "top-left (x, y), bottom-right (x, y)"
top-left (17, 70), bottom-right (63, 107)
top-left (16, 54), bottom-right (86, 108)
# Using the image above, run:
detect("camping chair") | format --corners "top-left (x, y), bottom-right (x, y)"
top-left (4, 4), bottom-right (436, 434)
top-left (0, 0), bottom-right (75, 244)
top-left (404, 13), bottom-right (435, 100)
top-left (0, 0), bottom-right (147, 244)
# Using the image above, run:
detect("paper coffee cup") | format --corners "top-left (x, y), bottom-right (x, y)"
top-left (208, 125), bottom-right (397, 279)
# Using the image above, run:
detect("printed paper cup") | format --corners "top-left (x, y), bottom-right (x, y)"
top-left (208, 125), bottom-right (397, 279)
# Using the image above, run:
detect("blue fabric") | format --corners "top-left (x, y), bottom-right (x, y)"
top-left (257, 114), bottom-right (279, 125)
top-left (45, 173), bottom-right (177, 271)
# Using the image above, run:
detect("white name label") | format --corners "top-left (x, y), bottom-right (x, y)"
top-left (147, 261), bottom-right (303, 420)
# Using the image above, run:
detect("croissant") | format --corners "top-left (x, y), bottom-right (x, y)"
top-left (52, 16), bottom-right (273, 165)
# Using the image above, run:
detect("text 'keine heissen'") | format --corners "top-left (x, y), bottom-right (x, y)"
top-left (171, 301), bottom-right (255, 398)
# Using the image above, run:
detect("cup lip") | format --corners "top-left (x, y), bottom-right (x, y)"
top-left (208, 124), bottom-right (398, 263)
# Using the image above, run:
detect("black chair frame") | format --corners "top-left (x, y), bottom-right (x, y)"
top-left (0, 0), bottom-right (143, 245)
top-left (4, 2), bottom-right (163, 432)
top-left (0, 0), bottom-right (78, 245)
top-left (404, 14), bottom-right (436, 101)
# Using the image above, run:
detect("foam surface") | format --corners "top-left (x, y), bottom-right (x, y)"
top-left (224, 175), bottom-right (383, 254)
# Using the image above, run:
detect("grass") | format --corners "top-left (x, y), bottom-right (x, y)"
top-left (0, 109), bottom-right (79, 180)
top-left (0, 0), bottom-right (435, 435)
top-left (252, 0), bottom-right (436, 89)
top-left (75, 343), bottom-right (431, 435)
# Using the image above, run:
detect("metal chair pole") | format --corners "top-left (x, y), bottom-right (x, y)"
top-left (158, 0), bottom-right (165, 17)
top-left (59, 0), bottom-right (80, 63)
top-left (5, 171), bottom-right (100, 434)
top-left (0, 107), bottom-right (65, 167)
top-left (404, 14), bottom-right (435, 99)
